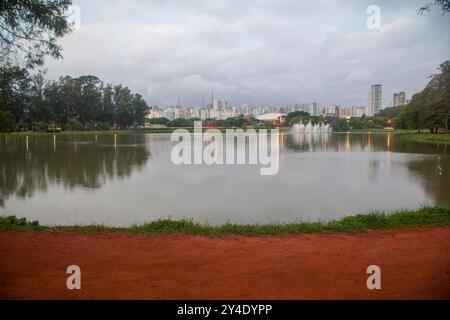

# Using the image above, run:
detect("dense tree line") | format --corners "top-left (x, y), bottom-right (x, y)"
top-left (285, 111), bottom-right (322, 126)
top-left (376, 106), bottom-right (405, 118)
top-left (329, 116), bottom-right (389, 131)
top-left (394, 61), bottom-right (449, 133)
top-left (146, 116), bottom-right (256, 128)
top-left (204, 117), bottom-right (251, 128)
top-left (1, 0), bottom-right (72, 70)
top-left (0, 68), bottom-right (149, 131)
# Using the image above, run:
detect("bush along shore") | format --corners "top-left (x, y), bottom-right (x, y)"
top-left (1, 207), bottom-right (449, 236)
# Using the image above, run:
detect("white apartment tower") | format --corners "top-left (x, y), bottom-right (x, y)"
top-left (368, 84), bottom-right (382, 116)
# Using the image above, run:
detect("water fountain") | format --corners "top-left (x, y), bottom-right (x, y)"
top-left (291, 119), bottom-right (332, 133)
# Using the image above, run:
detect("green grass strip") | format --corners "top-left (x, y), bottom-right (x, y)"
top-left (396, 133), bottom-right (450, 145)
top-left (0, 207), bottom-right (449, 235)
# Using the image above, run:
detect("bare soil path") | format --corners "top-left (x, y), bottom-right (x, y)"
top-left (0, 228), bottom-right (449, 299)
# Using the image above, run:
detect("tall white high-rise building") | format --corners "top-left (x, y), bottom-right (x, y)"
top-left (368, 84), bottom-right (382, 116)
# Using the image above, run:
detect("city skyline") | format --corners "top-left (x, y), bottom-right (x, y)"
top-left (147, 83), bottom-right (404, 111)
top-left (146, 83), bottom-right (402, 121)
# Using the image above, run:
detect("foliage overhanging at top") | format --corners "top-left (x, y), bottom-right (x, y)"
top-left (0, 0), bottom-right (73, 69)
top-left (418, 0), bottom-right (450, 14)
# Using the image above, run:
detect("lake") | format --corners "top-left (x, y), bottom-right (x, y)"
top-left (0, 132), bottom-right (449, 226)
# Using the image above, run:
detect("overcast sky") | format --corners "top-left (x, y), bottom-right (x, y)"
top-left (44, 0), bottom-right (449, 107)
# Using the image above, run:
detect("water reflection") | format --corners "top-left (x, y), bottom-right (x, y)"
top-left (0, 132), bottom-right (449, 225)
top-left (286, 132), bottom-right (378, 152)
top-left (285, 132), bottom-right (449, 155)
top-left (407, 156), bottom-right (450, 208)
top-left (285, 132), bottom-right (450, 205)
top-left (0, 134), bottom-right (150, 206)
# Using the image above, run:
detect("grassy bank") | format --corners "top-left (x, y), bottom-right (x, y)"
top-left (0, 129), bottom-right (177, 136)
top-left (1, 127), bottom-right (286, 136)
top-left (397, 133), bottom-right (450, 145)
top-left (345, 128), bottom-right (396, 133)
top-left (329, 129), bottom-right (416, 134)
top-left (0, 130), bottom-right (134, 136)
top-left (1, 207), bottom-right (449, 235)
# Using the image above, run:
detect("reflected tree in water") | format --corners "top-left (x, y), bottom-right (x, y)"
top-left (0, 134), bottom-right (150, 206)
top-left (408, 156), bottom-right (450, 208)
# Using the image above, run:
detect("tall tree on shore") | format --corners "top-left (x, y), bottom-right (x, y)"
top-left (427, 61), bottom-right (450, 132)
top-left (394, 61), bottom-right (450, 132)
top-left (0, 66), bottom-right (30, 129)
top-left (99, 84), bottom-right (115, 125)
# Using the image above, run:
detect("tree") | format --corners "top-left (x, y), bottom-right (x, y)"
top-left (0, 65), bottom-right (31, 130)
top-left (99, 84), bottom-right (115, 124)
top-left (0, 111), bottom-right (14, 131)
top-left (419, 1), bottom-right (450, 14)
top-left (428, 61), bottom-right (450, 132)
top-left (77, 75), bottom-right (102, 129)
top-left (376, 106), bottom-right (406, 118)
top-left (0, 0), bottom-right (73, 69)
top-left (130, 93), bottom-right (149, 127)
top-left (26, 70), bottom-right (49, 130)
top-left (0, 72), bottom-right (150, 131)
top-left (44, 79), bottom-right (63, 128)
top-left (146, 117), bottom-right (170, 125)
top-left (113, 85), bottom-right (133, 128)
top-left (167, 118), bottom-right (193, 127)
top-left (393, 61), bottom-right (450, 132)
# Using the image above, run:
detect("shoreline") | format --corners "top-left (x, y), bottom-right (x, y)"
top-left (2, 129), bottom-right (449, 141)
top-left (1, 207), bottom-right (449, 235)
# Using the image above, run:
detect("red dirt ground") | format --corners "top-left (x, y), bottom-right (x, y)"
top-left (0, 227), bottom-right (449, 300)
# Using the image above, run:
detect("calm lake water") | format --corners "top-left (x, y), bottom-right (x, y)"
top-left (0, 132), bottom-right (449, 226)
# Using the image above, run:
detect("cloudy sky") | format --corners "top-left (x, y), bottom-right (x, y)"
top-left (45, 0), bottom-right (449, 108)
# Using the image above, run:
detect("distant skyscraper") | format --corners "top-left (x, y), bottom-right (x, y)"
top-left (308, 102), bottom-right (318, 116)
top-left (368, 84), bottom-right (382, 116)
top-left (241, 104), bottom-right (249, 115)
top-left (213, 99), bottom-right (227, 111)
top-left (393, 91), bottom-right (406, 107)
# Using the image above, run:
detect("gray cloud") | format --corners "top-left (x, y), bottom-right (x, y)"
top-left (45, 0), bottom-right (450, 107)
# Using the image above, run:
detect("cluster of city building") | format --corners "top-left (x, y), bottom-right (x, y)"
top-left (146, 85), bottom-right (409, 121)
